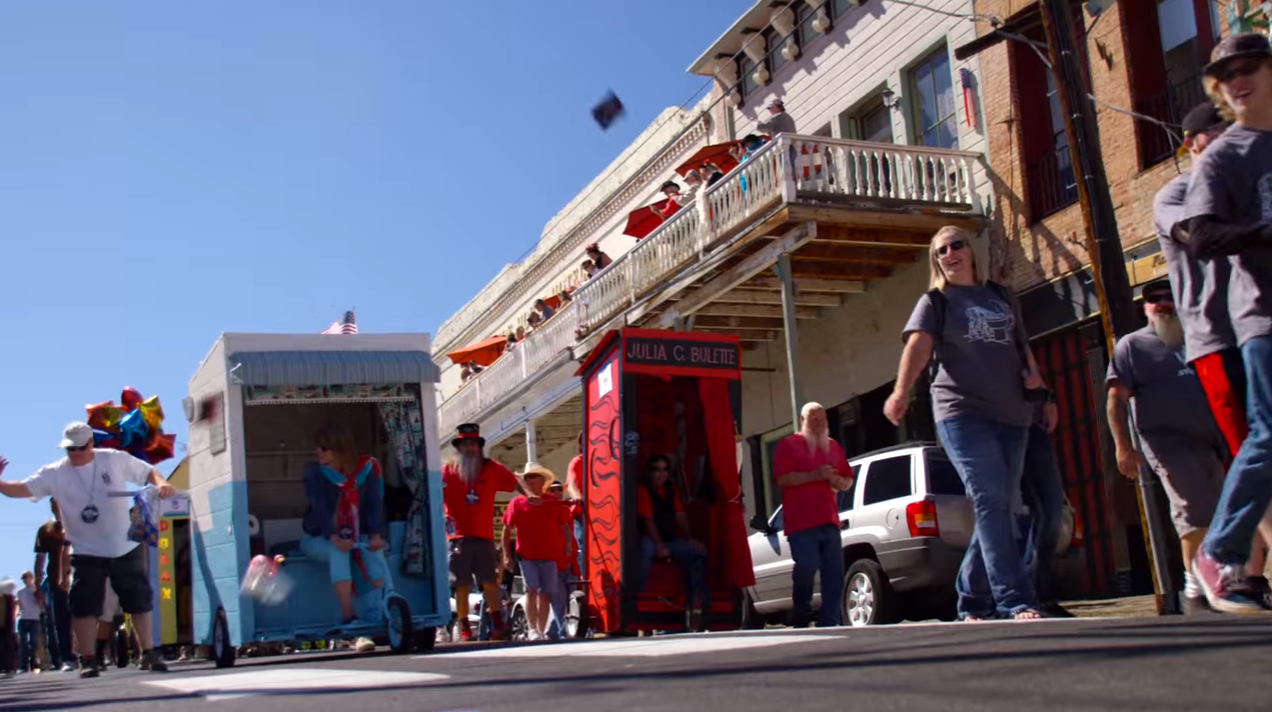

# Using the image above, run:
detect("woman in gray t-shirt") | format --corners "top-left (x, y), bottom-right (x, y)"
top-left (884, 226), bottom-right (1046, 620)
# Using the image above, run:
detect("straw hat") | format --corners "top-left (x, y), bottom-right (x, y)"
top-left (521, 461), bottom-right (556, 487)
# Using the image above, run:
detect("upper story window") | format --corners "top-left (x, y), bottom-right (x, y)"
top-left (909, 47), bottom-right (958, 150)
top-left (1012, 22), bottom-right (1083, 223)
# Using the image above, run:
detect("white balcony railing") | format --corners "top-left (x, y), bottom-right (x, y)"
top-left (439, 135), bottom-right (981, 436)
top-left (439, 301), bottom-right (577, 431)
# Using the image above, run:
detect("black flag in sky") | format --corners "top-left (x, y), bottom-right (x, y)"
top-left (591, 91), bottom-right (625, 131)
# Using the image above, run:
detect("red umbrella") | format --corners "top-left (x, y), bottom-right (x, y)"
top-left (543, 294), bottom-right (563, 311)
top-left (622, 199), bottom-right (676, 239)
top-left (675, 141), bottom-right (743, 177)
top-left (447, 335), bottom-right (508, 367)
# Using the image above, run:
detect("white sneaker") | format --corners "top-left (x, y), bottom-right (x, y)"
top-left (527, 629), bottom-right (542, 641)
top-left (354, 637), bottom-right (376, 653)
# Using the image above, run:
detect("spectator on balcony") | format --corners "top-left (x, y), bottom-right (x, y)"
top-left (528, 311), bottom-right (543, 331)
top-left (468, 360), bottom-right (484, 376)
top-left (734, 135), bottom-right (767, 195)
top-left (757, 99), bottom-right (796, 137)
top-left (559, 288), bottom-right (574, 305)
top-left (460, 363), bottom-right (472, 383)
top-left (535, 298), bottom-right (556, 322)
top-left (682, 170), bottom-right (703, 201)
top-left (586, 244), bottom-right (612, 272)
top-left (703, 162), bottom-right (726, 187)
top-left (658, 181), bottom-right (683, 218)
top-left (516, 325), bottom-right (527, 343)
top-left (505, 331), bottom-right (518, 351)
top-left (580, 260), bottom-right (596, 281)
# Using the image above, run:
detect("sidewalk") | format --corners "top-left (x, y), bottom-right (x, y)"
top-left (1060, 595), bottom-right (1160, 619)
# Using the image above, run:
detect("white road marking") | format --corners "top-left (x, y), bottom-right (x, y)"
top-left (417, 633), bottom-right (839, 659)
top-left (144, 667), bottom-right (450, 701)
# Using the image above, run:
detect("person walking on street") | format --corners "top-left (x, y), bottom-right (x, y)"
top-left (1175, 33), bottom-right (1272, 612)
top-left (1107, 278), bottom-right (1239, 613)
top-left (15, 572), bottom-right (45, 673)
top-left (501, 463), bottom-right (572, 641)
top-left (1020, 397), bottom-right (1070, 617)
top-left (0, 422), bottom-right (178, 677)
top-left (773, 403), bottom-right (854, 627)
top-left (443, 423), bottom-right (540, 641)
top-left (34, 499), bottom-right (74, 671)
top-left (885, 226), bottom-right (1050, 621)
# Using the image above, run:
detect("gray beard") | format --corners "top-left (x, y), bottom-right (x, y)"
top-left (802, 431), bottom-right (830, 455)
top-left (1150, 311), bottom-right (1185, 348)
top-left (457, 453), bottom-right (484, 486)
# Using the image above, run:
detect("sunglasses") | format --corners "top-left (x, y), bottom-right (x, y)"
top-left (1213, 59), bottom-right (1264, 83)
top-left (936, 240), bottom-right (967, 256)
top-left (1144, 291), bottom-right (1174, 304)
top-left (66, 444), bottom-right (90, 453)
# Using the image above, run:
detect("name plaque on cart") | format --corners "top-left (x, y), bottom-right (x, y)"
top-left (623, 336), bottom-right (739, 371)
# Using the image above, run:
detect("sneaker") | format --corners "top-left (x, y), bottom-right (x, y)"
top-left (59, 662), bottom-right (75, 673)
top-left (79, 666), bottom-right (100, 679)
top-left (459, 621), bottom-right (473, 642)
top-left (1193, 550), bottom-right (1266, 614)
top-left (141, 650), bottom-right (168, 673)
top-left (489, 623), bottom-right (511, 642)
top-left (1245, 575), bottom-right (1272, 610)
top-left (354, 637), bottom-right (376, 653)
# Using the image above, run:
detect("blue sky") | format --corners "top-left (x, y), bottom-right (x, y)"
top-left (0, 1), bottom-right (751, 581)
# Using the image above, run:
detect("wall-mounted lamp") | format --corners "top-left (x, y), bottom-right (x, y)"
top-left (882, 88), bottom-right (900, 110)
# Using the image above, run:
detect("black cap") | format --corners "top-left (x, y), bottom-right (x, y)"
top-left (660, 180), bottom-right (681, 193)
top-left (1205, 33), bottom-right (1272, 78)
top-left (1182, 102), bottom-right (1228, 136)
top-left (1138, 277), bottom-right (1173, 300)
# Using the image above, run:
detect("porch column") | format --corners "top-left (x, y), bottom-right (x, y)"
top-left (525, 419), bottom-right (538, 464)
top-left (774, 253), bottom-right (803, 431)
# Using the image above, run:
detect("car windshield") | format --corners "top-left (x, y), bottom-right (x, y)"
top-left (925, 452), bottom-right (965, 496)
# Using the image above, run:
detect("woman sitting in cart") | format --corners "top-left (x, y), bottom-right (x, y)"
top-left (300, 424), bottom-right (389, 625)
top-left (634, 453), bottom-right (709, 630)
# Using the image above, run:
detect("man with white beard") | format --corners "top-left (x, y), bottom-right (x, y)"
top-left (1106, 278), bottom-right (1229, 612)
top-left (772, 403), bottom-right (854, 627)
top-left (442, 423), bottom-right (539, 641)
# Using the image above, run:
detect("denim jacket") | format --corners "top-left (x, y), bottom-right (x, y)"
top-left (301, 459), bottom-right (384, 539)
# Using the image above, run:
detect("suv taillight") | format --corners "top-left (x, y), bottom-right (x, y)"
top-left (906, 500), bottom-right (939, 538)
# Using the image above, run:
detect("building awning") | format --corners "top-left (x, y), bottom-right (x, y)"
top-left (227, 350), bottom-right (440, 387)
top-left (952, 5), bottom-right (1042, 61)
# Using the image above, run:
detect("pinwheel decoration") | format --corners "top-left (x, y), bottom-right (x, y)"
top-left (85, 386), bottom-right (176, 465)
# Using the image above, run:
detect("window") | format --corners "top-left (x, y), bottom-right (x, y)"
top-left (837, 464), bottom-right (862, 512)
top-left (909, 48), bottom-right (958, 149)
top-left (924, 453), bottom-right (965, 496)
top-left (1125, 0), bottom-right (1216, 167)
top-left (1013, 24), bottom-right (1082, 222)
top-left (843, 96), bottom-right (895, 195)
top-left (796, 2), bottom-right (824, 48)
top-left (862, 456), bottom-right (914, 505)
top-left (767, 24), bottom-right (791, 74)
top-left (739, 52), bottom-right (761, 102)
top-left (832, 0), bottom-right (857, 18)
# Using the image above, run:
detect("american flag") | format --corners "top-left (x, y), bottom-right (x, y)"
top-left (321, 310), bottom-right (358, 335)
top-left (959, 68), bottom-right (976, 130)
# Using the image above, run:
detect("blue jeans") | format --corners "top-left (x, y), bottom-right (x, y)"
top-left (1203, 335), bottom-right (1272, 564)
top-left (17, 619), bottom-right (39, 672)
top-left (1021, 423), bottom-right (1065, 603)
top-left (788, 523), bottom-right (844, 627)
top-left (938, 414), bottom-right (1036, 617)
top-left (300, 535), bottom-right (389, 585)
top-left (574, 519), bottom-right (585, 576)
top-left (636, 536), bottom-right (708, 609)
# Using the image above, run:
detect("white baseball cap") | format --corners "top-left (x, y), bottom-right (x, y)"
top-left (58, 422), bottom-right (94, 449)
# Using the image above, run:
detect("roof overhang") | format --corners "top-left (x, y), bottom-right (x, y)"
top-left (226, 350), bottom-right (441, 387)
top-left (687, 1), bottom-right (795, 76)
top-left (952, 4), bottom-right (1042, 61)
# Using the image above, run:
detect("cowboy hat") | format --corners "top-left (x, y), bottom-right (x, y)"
top-left (520, 461), bottom-right (556, 487)
top-left (452, 423), bottom-right (485, 448)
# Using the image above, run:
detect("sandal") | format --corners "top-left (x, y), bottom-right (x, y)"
top-left (961, 614), bottom-right (987, 622)
top-left (1011, 608), bottom-right (1043, 621)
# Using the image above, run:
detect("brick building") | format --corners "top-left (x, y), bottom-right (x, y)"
top-left (956, 0), bottom-right (1248, 594)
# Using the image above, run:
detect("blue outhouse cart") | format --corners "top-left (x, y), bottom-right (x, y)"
top-left (184, 333), bottom-right (449, 667)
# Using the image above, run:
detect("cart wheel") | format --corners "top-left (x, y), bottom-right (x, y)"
top-left (412, 627), bottom-right (437, 653)
top-left (212, 607), bottom-right (236, 668)
top-left (566, 591), bottom-right (590, 639)
top-left (386, 597), bottom-right (414, 654)
top-left (510, 604), bottom-right (529, 641)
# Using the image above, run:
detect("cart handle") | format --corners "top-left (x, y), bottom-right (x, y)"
top-left (107, 485), bottom-right (186, 497)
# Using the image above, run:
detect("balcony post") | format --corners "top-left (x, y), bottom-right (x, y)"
top-left (774, 252), bottom-right (803, 432)
top-left (520, 345), bottom-right (528, 380)
top-left (779, 136), bottom-right (798, 203)
top-left (525, 419), bottom-right (538, 464)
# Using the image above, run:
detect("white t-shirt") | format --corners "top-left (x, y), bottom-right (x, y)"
top-left (16, 586), bottom-right (43, 621)
top-left (22, 449), bottom-right (152, 559)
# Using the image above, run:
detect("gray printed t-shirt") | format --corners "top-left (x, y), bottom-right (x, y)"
top-left (1181, 125), bottom-right (1272, 347)
top-left (1154, 172), bottom-right (1237, 362)
top-left (1105, 326), bottom-right (1218, 441)
top-left (903, 283), bottom-right (1033, 427)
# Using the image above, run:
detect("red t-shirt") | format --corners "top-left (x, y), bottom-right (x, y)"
top-left (503, 494), bottom-right (571, 562)
top-left (636, 484), bottom-right (684, 519)
top-left (544, 492), bottom-right (577, 572)
top-left (566, 455), bottom-right (584, 520)
top-left (442, 459), bottom-right (518, 540)
top-left (773, 434), bottom-right (848, 535)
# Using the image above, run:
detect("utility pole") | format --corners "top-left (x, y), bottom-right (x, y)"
top-left (1037, 0), bottom-right (1180, 614)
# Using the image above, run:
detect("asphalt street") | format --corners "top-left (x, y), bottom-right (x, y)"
top-left (2, 614), bottom-right (1270, 712)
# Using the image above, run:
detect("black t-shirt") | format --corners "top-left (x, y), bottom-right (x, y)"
top-left (33, 522), bottom-right (66, 587)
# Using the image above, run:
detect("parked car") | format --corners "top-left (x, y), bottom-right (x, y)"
top-left (743, 441), bottom-right (1074, 627)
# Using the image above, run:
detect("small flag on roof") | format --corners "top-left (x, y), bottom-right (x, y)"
top-left (591, 90), bottom-right (626, 130)
top-left (321, 310), bottom-right (358, 335)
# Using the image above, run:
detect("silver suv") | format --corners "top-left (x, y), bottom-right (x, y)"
top-left (743, 442), bottom-right (1073, 627)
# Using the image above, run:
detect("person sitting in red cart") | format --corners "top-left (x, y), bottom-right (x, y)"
top-left (501, 464), bottom-right (572, 641)
top-left (444, 423), bottom-right (539, 642)
top-left (634, 453), bottom-right (708, 631)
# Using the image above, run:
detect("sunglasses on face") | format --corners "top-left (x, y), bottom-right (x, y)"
top-left (1144, 292), bottom-right (1174, 304)
top-left (1214, 60), bottom-right (1264, 83)
top-left (936, 240), bottom-right (967, 256)
top-left (66, 444), bottom-right (90, 453)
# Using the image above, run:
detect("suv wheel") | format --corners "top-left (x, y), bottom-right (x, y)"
top-left (842, 560), bottom-right (894, 627)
